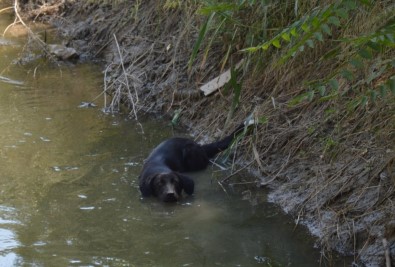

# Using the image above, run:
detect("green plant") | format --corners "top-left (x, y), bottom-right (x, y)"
top-left (188, 0), bottom-right (273, 70)
top-left (308, 14), bottom-right (395, 108)
top-left (224, 64), bottom-right (242, 125)
top-left (243, 0), bottom-right (360, 63)
top-left (190, 1), bottom-right (394, 114)
top-left (163, 0), bottom-right (182, 10)
top-left (238, 0), bottom-right (395, 110)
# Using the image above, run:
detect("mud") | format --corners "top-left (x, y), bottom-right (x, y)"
top-left (14, 0), bottom-right (395, 266)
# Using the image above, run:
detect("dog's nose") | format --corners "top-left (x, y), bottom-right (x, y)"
top-left (164, 193), bottom-right (177, 202)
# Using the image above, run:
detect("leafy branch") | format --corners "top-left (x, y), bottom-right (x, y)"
top-left (242, 0), bottom-right (360, 64)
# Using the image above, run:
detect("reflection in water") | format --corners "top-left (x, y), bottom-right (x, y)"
top-left (0, 4), bottom-right (351, 267)
top-left (0, 206), bottom-right (21, 266)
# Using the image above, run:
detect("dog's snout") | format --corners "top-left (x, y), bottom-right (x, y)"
top-left (164, 192), bottom-right (177, 202)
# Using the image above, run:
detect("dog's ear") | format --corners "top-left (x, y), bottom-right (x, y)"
top-left (139, 174), bottom-right (158, 197)
top-left (177, 173), bottom-right (194, 195)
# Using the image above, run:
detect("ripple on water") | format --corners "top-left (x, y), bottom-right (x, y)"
top-left (0, 206), bottom-right (21, 266)
top-left (0, 228), bottom-right (19, 250)
top-left (0, 206), bottom-right (20, 226)
top-left (0, 75), bottom-right (24, 86)
top-left (79, 206), bottom-right (95, 211)
top-left (0, 252), bottom-right (19, 267)
top-left (52, 166), bottom-right (80, 172)
top-left (39, 136), bottom-right (51, 142)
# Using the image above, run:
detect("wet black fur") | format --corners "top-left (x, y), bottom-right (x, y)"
top-left (138, 124), bottom-right (244, 202)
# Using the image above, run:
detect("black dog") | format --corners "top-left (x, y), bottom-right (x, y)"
top-left (138, 124), bottom-right (245, 202)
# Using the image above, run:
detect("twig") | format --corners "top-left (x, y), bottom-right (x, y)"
top-left (220, 160), bottom-right (254, 183)
top-left (99, 62), bottom-right (116, 109)
top-left (260, 151), bottom-right (291, 186)
top-left (209, 159), bottom-right (229, 171)
top-left (217, 180), bottom-right (228, 194)
top-left (33, 65), bottom-right (40, 78)
top-left (382, 238), bottom-right (391, 267)
top-left (0, 7), bottom-right (14, 35)
top-left (13, 0), bottom-right (45, 50)
top-left (3, 15), bottom-right (18, 36)
top-left (8, 0), bottom-right (59, 65)
top-left (229, 181), bottom-right (257, 186)
top-left (113, 33), bottom-right (139, 120)
top-left (0, 6), bottom-right (13, 14)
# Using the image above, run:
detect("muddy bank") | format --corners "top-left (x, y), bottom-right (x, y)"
top-left (14, 1), bottom-right (395, 266)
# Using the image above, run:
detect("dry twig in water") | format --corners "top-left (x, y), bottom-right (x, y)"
top-left (113, 33), bottom-right (139, 120)
top-left (382, 238), bottom-right (391, 267)
top-left (12, 1), bottom-right (46, 51)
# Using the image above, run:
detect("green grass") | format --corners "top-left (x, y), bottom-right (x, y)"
top-left (190, 0), bottom-right (394, 129)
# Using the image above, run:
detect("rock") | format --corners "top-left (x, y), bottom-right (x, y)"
top-left (48, 44), bottom-right (78, 60)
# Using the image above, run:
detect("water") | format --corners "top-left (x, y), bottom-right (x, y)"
top-left (0, 5), bottom-right (350, 267)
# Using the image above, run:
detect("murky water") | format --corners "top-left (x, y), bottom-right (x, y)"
top-left (0, 6), bottom-right (351, 267)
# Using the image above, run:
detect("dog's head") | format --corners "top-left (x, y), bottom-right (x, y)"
top-left (147, 172), bottom-right (194, 202)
